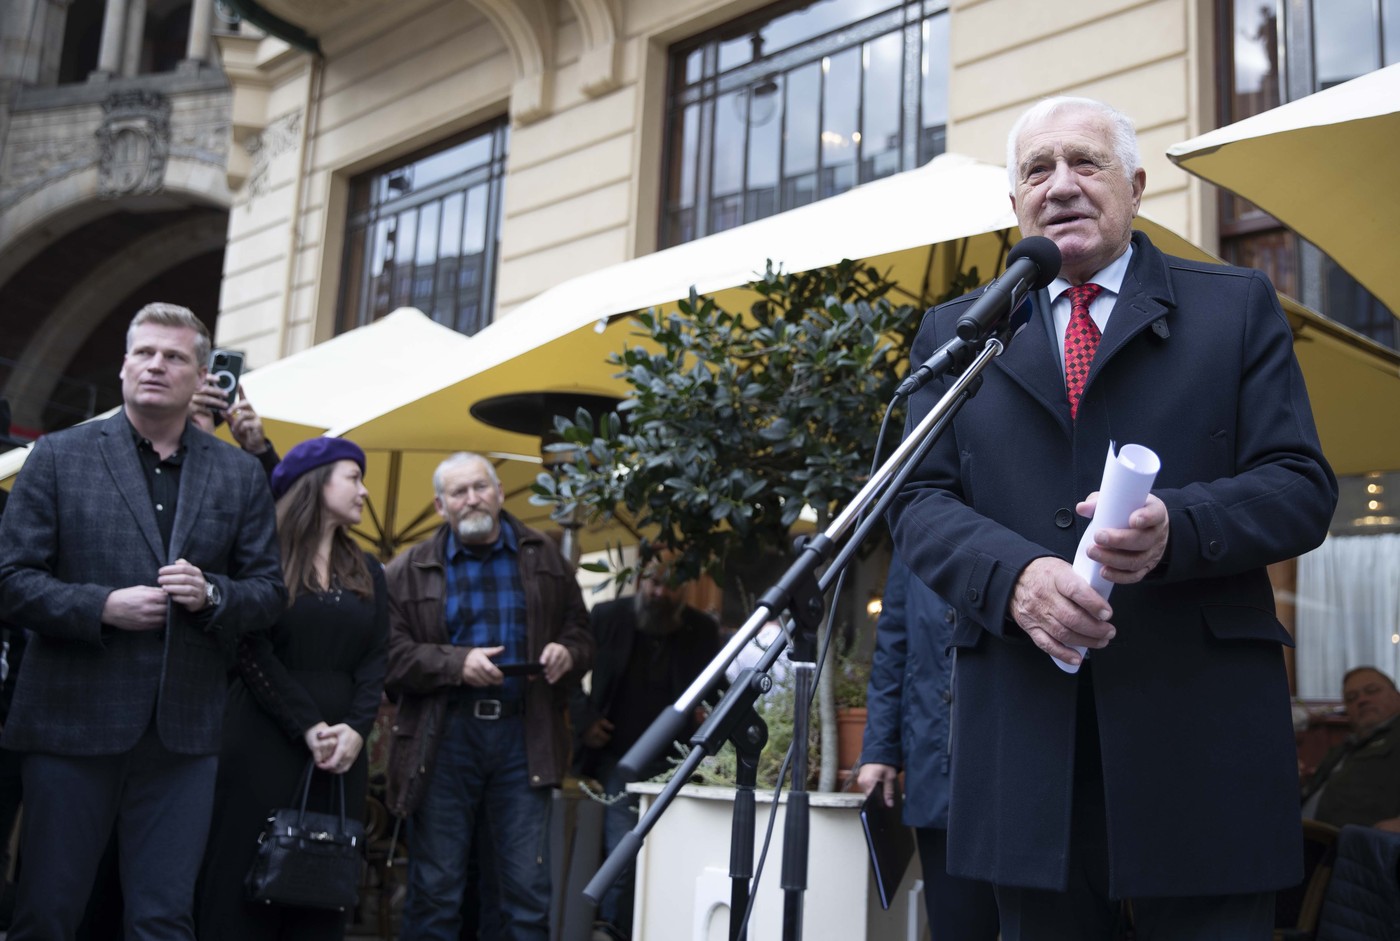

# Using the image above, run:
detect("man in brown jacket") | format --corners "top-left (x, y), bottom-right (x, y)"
top-left (385, 452), bottom-right (592, 941)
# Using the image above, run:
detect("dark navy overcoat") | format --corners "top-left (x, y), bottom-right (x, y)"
top-left (889, 231), bottom-right (1337, 897)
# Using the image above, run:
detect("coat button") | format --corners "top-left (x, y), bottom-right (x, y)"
top-left (1208, 540), bottom-right (1222, 555)
top-left (1054, 508), bottom-right (1074, 529)
top-left (941, 689), bottom-right (953, 704)
top-left (966, 588), bottom-right (979, 603)
top-left (943, 608), bottom-right (955, 624)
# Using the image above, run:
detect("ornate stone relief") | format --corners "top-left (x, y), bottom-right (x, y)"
top-left (96, 90), bottom-right (172, 198)
top-left (244, 110), bottom-right (302, 199)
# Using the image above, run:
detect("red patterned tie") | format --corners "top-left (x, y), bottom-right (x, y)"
top-left (1063, 283), bottom-right (1103, 419)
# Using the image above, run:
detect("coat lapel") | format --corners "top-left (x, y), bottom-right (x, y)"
top-left (993, 290), bottom-right (1074, 432)
top-left (168, 428), bottom-right (212, 562)
top-left (995, 231), bottom-right (1178, 423)
top-left (99, 411), bottom-right (166, 564)
top-left (1088, 230), bottom-right (1176, 389)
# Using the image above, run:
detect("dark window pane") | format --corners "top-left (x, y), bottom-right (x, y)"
top-left (662, 0), bottom-right (949, 247)
top-left (1222, 230), bottom-right (1298, 299)
top-left (761, 0), bottom-right (895, 58)
top-left (463, 183), bottom-right (488, 256)
top-left (861, 32), bottom-right (902, 182)
top-left (1323, 259), bottom-right (1399, 350)
top-left (1387, 0), bottom-right (1400, 65)
top-left (338, 118), bottom-right (506, 335)
top-left (713, 90), bottom-right (748, 202)
top-left (821, 48), bottom-right (860, 188)
top-left (746, 76), bottom-right (783, 221)
top-left (784, 62), bottom-right (821, 179)
top-left (920, 13), bottom-right (949, 140)
top-left (719, 33), bottom-right (756, 73)
top-left (1314, 0), bottom-right (1379, 89)
top-left (439, 192), bottom-right (464, 259)
top-left (1231, 0), bottom-right (1281, 119)
top-left (415, 202), bottom-right (440, 268)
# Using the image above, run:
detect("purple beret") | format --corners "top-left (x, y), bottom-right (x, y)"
top-left (270, 438), bottom-right (366, 501)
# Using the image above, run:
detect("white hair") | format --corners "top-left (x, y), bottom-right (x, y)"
top-left (432, 452), bottom-right (499, 496)
top-left (1005, 96), bottom-right (1141, 192)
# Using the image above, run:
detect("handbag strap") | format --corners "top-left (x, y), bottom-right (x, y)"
top-left (294, 757), bottom-right (351, 832)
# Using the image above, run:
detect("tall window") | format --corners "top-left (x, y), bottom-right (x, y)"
top-left (338, 120), bottom-right (509, 336)
top-left (1218, 0), bottom-right (1398, 350)
top-left (661, 0), bottom-right (950, 248)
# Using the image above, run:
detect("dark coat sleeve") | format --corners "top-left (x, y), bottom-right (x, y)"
top-left (384, 547), bottom-right (469, 696)
top-left (860, 556), bottom-right (908, 769)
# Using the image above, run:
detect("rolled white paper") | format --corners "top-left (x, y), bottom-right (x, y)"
top-left (1054, 442), bottom-right (1161, 675)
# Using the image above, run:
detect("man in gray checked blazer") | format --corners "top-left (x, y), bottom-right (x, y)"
top-left (0, 303), bottom-right (285, 941)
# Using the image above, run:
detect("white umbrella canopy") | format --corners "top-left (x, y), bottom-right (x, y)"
top-left (7, 154), bottom-right (1397, 539)
top-left (328, 152), bottom-right (1027, 452)
top-left (329, 153), bottom-right (1400, 500)
top-left (235, 308), bottom-right (561, 557)
top-left (1167, 63), bottom-right (1400, 317)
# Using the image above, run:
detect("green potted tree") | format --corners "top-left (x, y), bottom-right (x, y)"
top-left (535, 258), bottom-right (980, 791)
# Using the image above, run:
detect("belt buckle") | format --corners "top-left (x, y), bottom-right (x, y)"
top-left (473, 699), bottom-right (502, 720)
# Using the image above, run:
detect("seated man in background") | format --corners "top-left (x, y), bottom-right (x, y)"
top-left (1303, 666), bottom-right (1400, 830)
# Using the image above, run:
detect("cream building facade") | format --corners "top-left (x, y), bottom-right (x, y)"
top-left (5, 0), bottom-right (1392, 429)
top-left (213, 0), bottom-right (1219, 369)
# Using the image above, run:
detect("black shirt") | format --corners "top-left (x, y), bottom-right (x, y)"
top-left (132, 427), bottom-right (190, 554)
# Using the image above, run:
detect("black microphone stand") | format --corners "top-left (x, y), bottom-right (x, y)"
top-left (584, 324), bottom-right (1018, 939)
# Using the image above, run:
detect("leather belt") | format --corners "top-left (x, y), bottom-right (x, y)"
top-left (458, 698), bottom-right (524, 720)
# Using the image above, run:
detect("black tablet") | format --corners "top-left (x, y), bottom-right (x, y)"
top-left (860, 786), bottom-right (915, 910)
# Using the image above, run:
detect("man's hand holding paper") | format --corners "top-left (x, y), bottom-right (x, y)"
top-left (1079, 491), bottom-right (1169, 585)
top-left (1011, 557), bottom-right (1115, 668)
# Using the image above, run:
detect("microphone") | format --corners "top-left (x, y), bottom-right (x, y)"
top-left (894, 236), bottom-right (1061, 399)
top-left (955, 236), bottom-right (1061, 341)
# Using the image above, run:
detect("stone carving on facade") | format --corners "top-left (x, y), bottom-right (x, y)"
top-left (96, 91), bottom-right (172, 198)
top-left (4, 137), bottom-right (101, 188)
top-left (170, 117), bottom-right (232, 168)
top-left (244, 109), bottom-right (302, 199)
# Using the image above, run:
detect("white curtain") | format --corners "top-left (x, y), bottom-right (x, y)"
top-left (1295, 533), bottom-right (1400, 698)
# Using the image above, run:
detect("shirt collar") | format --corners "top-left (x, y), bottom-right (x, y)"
top-left (128, 419), bottom-right (193, 459)
top-left (1048, 244), bottom-right (1134, 305)
top-left (445, 517), bottom-right (517, 560)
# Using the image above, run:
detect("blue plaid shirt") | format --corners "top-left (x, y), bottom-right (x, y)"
top-left (443, 524), bottom-right (528, 701)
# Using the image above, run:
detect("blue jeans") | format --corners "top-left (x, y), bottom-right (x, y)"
top-left (402, 703), bottom-right (552, 941)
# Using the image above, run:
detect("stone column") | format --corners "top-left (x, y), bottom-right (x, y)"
top-left (37, 0), bottom-right (75, 86)
top-left (91, 0), bottom-right (128, 80)
top-left (181, 0), bottom-right (214, 69)
top-left (120, 0), bottom-right (145, 78)
top-left (0, 0), bottom-right (44, 83)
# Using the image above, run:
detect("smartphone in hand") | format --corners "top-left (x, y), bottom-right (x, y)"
top-left (208, 349), bottom-right (245, 407)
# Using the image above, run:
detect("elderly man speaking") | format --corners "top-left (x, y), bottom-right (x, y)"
top-left (890, 97), bottom-right (1337, 939)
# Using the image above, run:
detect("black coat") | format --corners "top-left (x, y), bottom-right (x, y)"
top-left (570, 596), bottom-right (719, 779)
top-left (890, 232), bottom-right (1337, 896)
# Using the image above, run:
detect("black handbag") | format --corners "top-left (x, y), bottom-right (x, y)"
top-left (245, 759), bottom-right (365, 911)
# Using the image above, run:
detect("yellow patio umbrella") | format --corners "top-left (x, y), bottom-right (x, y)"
top-left (327, 152), bottom-right (1400, 515)
top-left (1167, 63), bottom-right (1400, 318)
top-left (234, 308), bottom-right (577, 558)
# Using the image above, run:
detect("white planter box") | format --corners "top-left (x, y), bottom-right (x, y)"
top-left (630, 783), bottom-right (924, 941)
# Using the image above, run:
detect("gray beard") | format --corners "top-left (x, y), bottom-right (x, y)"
top-left (455, 512), bottom-right (495, 543)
